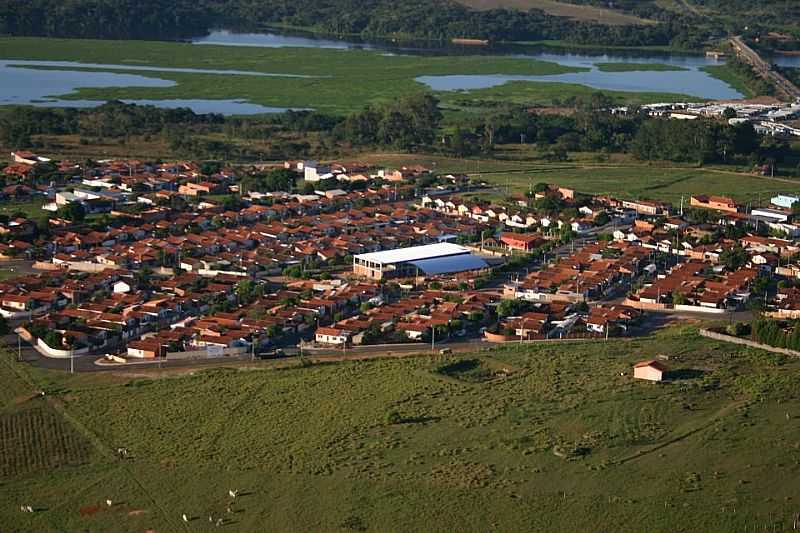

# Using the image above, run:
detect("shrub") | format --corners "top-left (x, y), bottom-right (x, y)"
top-left (386, 411), bottom-right (403, 425)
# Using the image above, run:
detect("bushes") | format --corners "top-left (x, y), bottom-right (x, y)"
top-left (750, 318), bottom-right (800, 350)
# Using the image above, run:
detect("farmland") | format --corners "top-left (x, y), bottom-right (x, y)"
top-left (2, 326), bottom-right (800, 531)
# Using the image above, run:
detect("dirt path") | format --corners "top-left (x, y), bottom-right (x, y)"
top-left (612, 398), bottom-right (748, 466)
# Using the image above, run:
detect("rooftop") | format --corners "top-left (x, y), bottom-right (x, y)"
top-left (354, 242), bottom-right (470, 265)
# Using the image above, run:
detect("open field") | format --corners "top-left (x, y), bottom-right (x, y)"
top-left (0, 37), bottom-right (704, 115)
top-left (475, 165), bottom-right (799, 204)
top-left (454, 0), bottom-right (654, 25)
top-left (595, 62), bottom-right (689, 72)
top-left (2, 326), bottom-right (800, 531)
top-left (357, 152), bottom-right (799, 204)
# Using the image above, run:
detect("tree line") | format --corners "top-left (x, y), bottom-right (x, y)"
top-left (0, 0), bottom-right (715, 49)
top-left (1, 96), bottom-right (791, 170)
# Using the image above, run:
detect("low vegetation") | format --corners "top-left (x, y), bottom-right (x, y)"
top-left (2, 326), bottom-right (800, 531)
top-left (594, 62), bottom-right (688, 72)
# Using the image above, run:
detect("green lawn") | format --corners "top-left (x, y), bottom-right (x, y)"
top-left (2, 326), bottom-right (800, 531)
top-left (595, 62), bottom-right (689, 72)
top-left (0, 197), bottom-right (48, 223)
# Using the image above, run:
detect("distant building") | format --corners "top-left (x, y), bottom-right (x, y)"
top-left (315, 327), bottom-right (351, 346)
top-left (633, 360), bottom-right (669, 382)
top-left (621, 199), bottom-right (668, 216)
top-left (353, 242), bottom-right (488, 281)
top-left (690, 195), bottom-right (739, 214)
top-left (751, 208), bottom-right (790, 223)
top-left (500, 232), bottom-right (543, 252)
top-left (771, 194), bottom-right (799, 209)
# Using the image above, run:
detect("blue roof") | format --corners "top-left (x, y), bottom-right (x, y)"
top-left (408, 254), bottom-right (488, 275)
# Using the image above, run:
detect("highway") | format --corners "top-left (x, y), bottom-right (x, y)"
top-left (730, 36), bottom-right (800, 101)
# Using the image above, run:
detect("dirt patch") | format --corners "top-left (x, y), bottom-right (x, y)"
top-left (436, 357), bottom-right (516, 383)
top-left (128, 509), bottom-right (147, 516)
top-left (80, 505), bottom-right (100, 517)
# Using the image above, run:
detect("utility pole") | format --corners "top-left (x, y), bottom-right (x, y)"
top-left (17, 334), bottom-right (21, 362)
top-left (431, 326), bottom-right (435, 353)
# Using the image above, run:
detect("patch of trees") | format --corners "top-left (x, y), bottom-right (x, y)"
top-left (0, 101), bottom-right (222, 146)
top-left (447, 104), bottom-right (768, 166)
top-left (630, 119), bottom-right (766, 164)
top-left (241, 168), bottom-right (295, 193)
top-left (751, 318), bottom-right (800, 351)
top-left (0, 0), bottom-right (212, 39)
top-left (333, 93), bottom-right (442, 150)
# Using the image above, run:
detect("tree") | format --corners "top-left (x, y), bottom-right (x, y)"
top-left (594, 212), bottom-right (611, 226)
top-left (719, 246), bottom-right (748, 271)
top-left (43, 331), bottom-right (62, 349)
top-left (56, 202), bottom-right (85, 222)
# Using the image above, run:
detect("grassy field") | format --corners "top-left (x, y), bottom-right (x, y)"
top-left (438, 79), bottom-right (702, 111)
top-left (701, 65), bottom-right (758, 99)
top-left (0, 37), bottom-right (706, 115)
top-left (454, 0), bottom-right (654, 25)
top-left (357, 152), bottom-right (798, 204)
top-left (475, 165), bottom-right (800, 203)
top-left (595, 62), bottom-right (689, 72)
top-left (0, 198), bottom-right (48, 223)
top-left (2, 326), bottom-right (800, 531)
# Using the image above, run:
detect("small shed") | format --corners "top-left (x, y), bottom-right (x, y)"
top-left (633, 360), bottom-right (669, 382)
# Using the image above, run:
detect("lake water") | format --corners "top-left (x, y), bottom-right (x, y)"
top-left (193, 30), bottom-right (744, 99)
top-left (416, 54), bottom-right (742, 99)
top-left (1, 30), bottom-right (773, 113)
top-left (0, 60), bottom-right (314, 114)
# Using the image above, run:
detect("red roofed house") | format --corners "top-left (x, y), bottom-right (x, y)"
top-left (689, 195), bottom-right (739, 214)
top-left (500, 232), bottom-right (543, 252)
top-left (315, 327), bottom-right (351, 346)
top-left (633, 359), bottom-right (669, 382)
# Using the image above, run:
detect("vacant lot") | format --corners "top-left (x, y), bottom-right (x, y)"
top-left (2, 325), bottom-right (800, 531)
top-left (455, 0), bottom-right (654, 26)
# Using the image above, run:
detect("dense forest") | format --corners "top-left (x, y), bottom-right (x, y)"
top-left (0, 0), bottom-right (712, 48)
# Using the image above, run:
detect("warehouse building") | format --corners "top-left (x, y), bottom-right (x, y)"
top-left (353, 243), bottom-right (489, 280)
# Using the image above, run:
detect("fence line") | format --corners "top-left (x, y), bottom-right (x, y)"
top-left (699, 329), bottom-right (800, 358)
